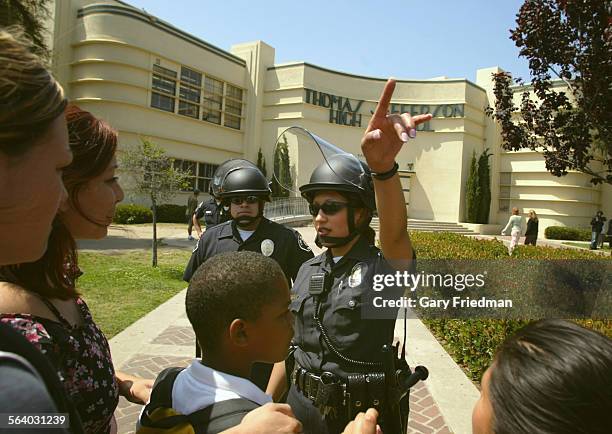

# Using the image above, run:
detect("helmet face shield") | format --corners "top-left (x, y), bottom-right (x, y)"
top-left (273, 126), bottom-right (367, 196)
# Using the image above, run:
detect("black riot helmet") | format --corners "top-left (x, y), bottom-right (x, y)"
top-left (211, 159), bottom-right (258, 198)
top-left (218, 165), bottom-right (271, 201)
top-left (300, 154), bottom-right (376, 247)
top-left (300, 154), bottom-right (376, 210)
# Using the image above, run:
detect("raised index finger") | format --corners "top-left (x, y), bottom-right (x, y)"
top-left (372, 78), bottom-right (396, 121)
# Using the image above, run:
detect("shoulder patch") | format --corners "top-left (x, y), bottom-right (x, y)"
top-left (297, 232), bottom-right (312, 252)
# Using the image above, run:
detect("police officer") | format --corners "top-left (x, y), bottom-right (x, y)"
top-left (191, 161), bottom-right (249, 237)
top-left (183, 160), bottom-right (314, 390)
top-left (267, 79), bottom-right (431, 434)
top-left (192, 187), bottom-right (229, 237)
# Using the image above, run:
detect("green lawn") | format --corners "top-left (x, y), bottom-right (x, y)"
top-left (76, 247), bottom-right (191, 339)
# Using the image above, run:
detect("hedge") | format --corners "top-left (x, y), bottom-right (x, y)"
top-left (545, 226), bottom-right (591, 241)
top-left (410, 231), bottom-right (611, 383)
top-left (156, 204), bottom-right (188, 223)
top-left (113, 204), bottom-right (189, 224)
top-left (113, 204), bottom-right (152, 224)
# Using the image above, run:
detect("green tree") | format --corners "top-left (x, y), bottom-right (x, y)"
top-left (477, 149), bottom-right (492, 224)
top-left (465, 150), bottom-right (480, 223)
top-left (486, 0), bottom-right (611, 185)
top-left (271, 135), bottom-right (292, 197)
top-left (0, 0), bottom-right (52, 60)
top-left (121, 138), bottom-right (190, 266)
top-left (256, 147), bottom-right (267, 177)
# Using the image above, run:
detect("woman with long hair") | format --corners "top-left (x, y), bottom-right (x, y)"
top-left (501, 207), bottom-right (523, 255)
top-left (0, 104), bottom-right (156, 433)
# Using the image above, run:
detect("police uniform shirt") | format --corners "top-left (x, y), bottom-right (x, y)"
top-left (291, 236), bottom-right (415, 379)
top-left (182, 217), bottom-right (314, 283)
top-left (194, 198), bottom-right (229, 229)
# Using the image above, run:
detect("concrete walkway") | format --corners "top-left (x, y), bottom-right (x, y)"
top-left (102, 223), bottom-right (477, 434)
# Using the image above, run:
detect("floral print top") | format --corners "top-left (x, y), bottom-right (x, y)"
top-left (0, 297), bottom-right (119, 434)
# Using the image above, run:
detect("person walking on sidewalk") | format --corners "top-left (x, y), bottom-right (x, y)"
top-left (590, 210), bottom-right (606, 250)
top-left (186, 189), bottom-right (200, 241)
top-left (501, 207), bottom-right (523, 255)
top-left (524, 210), bottom-right (539, 246)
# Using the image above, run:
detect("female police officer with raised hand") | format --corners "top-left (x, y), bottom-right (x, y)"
top-left (268, 79), bottom-right (432, 434)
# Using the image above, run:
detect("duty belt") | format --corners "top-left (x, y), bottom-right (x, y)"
top-left (292, 364), bottom-right (387, 420)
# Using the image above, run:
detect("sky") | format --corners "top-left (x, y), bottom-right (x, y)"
top-left (124, 0), bottom-right (531, 83)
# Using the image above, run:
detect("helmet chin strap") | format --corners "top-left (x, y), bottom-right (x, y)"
top-left (232, 199), bottom-right (265, 228)
top-left (315, 207), bottom-right (362, 248)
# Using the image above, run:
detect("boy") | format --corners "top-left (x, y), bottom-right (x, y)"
top-left (141, 251), bottom-right (294, 429)
top-left (140, 251), bottom-right (379, 434)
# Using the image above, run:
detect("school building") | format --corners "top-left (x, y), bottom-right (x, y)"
top-left (48, 0), bottom-right (612, 236)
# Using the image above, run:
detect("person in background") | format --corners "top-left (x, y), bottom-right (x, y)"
top-left (590, 210), bottom-right (606, 250)
top-left (472, 319), bottom-right (611, 434)
top-left (501, 207), bottom-right (523, 255)
top-left (606, 220), bottom-right (612, 250)
top-left (523, 210), bottom-right (538, 246)
top-left (186, 188), bottom-right (200, 240)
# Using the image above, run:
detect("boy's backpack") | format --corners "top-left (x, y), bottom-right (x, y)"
top-left (137, 367), bottom-right (260, 434)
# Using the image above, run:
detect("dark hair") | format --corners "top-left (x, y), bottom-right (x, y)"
top-left (489, 319), bottom-right (612, 434)
top-left (64, 104), bottom-right (118, 226)
top-left (0, 28), bottom-right (67, 156)
top-left (0, 105), bottom-right (117, 299)
top-left (186, 251), bottom-right (286, 351)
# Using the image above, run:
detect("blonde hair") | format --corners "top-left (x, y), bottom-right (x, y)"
top-left (0, 27), bottom-right (66, 156)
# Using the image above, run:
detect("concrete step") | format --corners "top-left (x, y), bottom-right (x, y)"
top-left (370, 218), bottom-right (477, 235)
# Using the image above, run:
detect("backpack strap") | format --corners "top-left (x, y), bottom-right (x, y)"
top-left (188, 398), bottom-right (260, 434)
top-left (140, 367), bottom-right (187, 428)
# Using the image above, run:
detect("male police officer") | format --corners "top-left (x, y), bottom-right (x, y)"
top-left (192, 187), bottom-right (230, 237)
top-left (183, 160), bottom-right (314, 390)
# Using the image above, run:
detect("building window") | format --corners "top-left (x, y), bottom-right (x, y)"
top-left (499, 199), bottom-right (510, 212)
top-left (173, 158), bottom-right (218, 192)
top-left (499, 172), bottom-right (511, 185)
top-left (150, 63), bottom-right (245, 129)
top-left (224, 84), bottom-right (243, 129)
top-left (151, 65), bottom-right (177, 113)
top-left (178, 67), bottom-right (201, 119)
top-left (202, 76), bottom-right (223, 125)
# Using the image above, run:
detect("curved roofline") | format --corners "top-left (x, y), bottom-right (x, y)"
top-left (77, 3), bottom-right (246, 67)
top-left (269, 62), bottom-right (486, 92)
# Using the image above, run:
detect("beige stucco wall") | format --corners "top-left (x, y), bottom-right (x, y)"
top-left (49, 0), bottom-right (610, 231)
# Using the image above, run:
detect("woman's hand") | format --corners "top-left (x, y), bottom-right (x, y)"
top-left (361, 78), bottom-right (432, 173)
top-left (116, 372), bottom-right (154, 404)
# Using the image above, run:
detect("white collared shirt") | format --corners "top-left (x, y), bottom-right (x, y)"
top-left (171, 359), bottom-right (272, 415)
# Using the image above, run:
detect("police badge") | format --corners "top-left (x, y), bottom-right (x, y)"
top-left (261, 239), bottom-right (275, 256)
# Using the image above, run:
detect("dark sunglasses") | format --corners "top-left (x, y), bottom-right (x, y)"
top-left (308, 201), bottom-right (350, 216)
top-left (230, 195), bottom-right (260, 205)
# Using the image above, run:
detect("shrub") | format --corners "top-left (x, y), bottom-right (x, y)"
top-left (545, 226), bottom-right (591, 241)
top-left (113, 204), bottom-right (152, 224)
top-left (156, 204), bottom-right (187, 223)
top-left (412, 232), bottom-right (611, 384)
